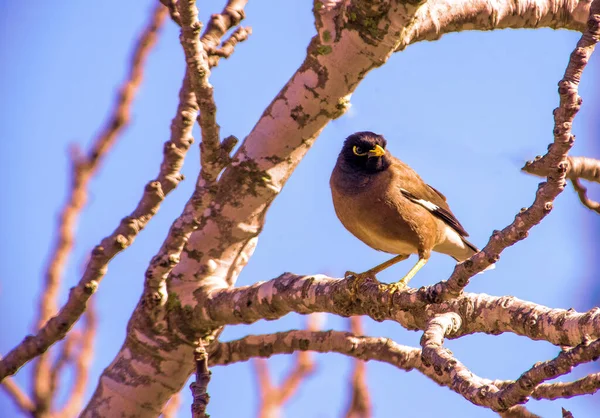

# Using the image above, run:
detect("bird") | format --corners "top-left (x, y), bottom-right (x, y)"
top-left (330, 131), bottom-right (492, 292)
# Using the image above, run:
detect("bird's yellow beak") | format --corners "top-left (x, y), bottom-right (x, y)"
top-left (368, 144), bottom-right (386, 158)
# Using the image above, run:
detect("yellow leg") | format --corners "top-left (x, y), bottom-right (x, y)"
top-left (399, 257), bottom-right (428, 287)
top-left (345, 254), bottom-right (410, 296)
top-left (388, 257), bottom-right (429, 294)
top-left (365, 254), bottom-right (409, 276)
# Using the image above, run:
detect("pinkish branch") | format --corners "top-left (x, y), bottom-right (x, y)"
top-left (30, 4), bottom-right (168, 410)
top-left (57, 301), bottom-right (97, 418)
top-left (344, 317), bottom-right (372, 418)
top-left (0, 4), bottom-right (192, 381)
top-left (523, 156), bottom-right (600, 214)
top-left (253, 315), bottom-right (320, 418)
top-left (414, 0), bottom-right (600, 303)
top-left (207, 26), bottom-right (252, 67)
top-left (0, 375), bottom-right (34, 415)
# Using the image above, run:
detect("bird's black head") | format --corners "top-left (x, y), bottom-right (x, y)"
top-left (339, 131), bottom-right (391, 174)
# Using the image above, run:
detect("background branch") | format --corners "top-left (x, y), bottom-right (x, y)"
top-left (344, 317), bottom-right (372, 418)
top-left (253, 314), bottom-right (320, 418)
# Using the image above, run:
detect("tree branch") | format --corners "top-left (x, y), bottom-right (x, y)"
top-left (81, 0), bottom-right (595, 414)
top-left (344, 317), bottom-right (372, 418)
top-left (57, 302), bottom-right (97, 418)
top-left (253, 315), bottom-right (320, 417)
top-left (190, 343), bottom-right (211, 418)
top-left (0, 376), bottom-right (35, 415)
top-left (161, 393), bottom-right (182, 418)
top-left (0, 3), bottom-right (189, 381)
top-left (30, 4), bottom-right (168, 411)
top-left (428, 0), bottom-right (600, 301)
top-left (523, 155), bottom-right (600, 214)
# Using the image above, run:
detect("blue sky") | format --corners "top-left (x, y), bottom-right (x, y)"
top-left (1, 1), bottom-right (599, 417)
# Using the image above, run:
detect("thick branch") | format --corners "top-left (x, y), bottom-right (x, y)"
top-left (81, 3), bottom-right (251, 416)
top-left (197, 273), bottom-right (600, 348)
top-left (84, 0), bottom-right (594, 414)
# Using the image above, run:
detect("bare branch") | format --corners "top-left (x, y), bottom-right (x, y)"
top-left (161, 392), bottom-right (181, 418)
top-left (531, 372), bottom-right (600, 400)
top-left (254, 315), bottom-right (320, 418)
top-left (211, 330), bottom-right (424, 375)
top-left (48, 331), bottom-right (79, 402)
top-left (176, 0), bottom-right (221, 180)
top-left (196, 273), bottom-right (600, 349)
top-left (413, 0), bottom-right (600, 303)
top-left (162, 393), bottom-right (182, 418)
top-left (207, 26), bottom-right (253, 67)
top-left (0, 376), bottom-right (35, 415)
top-left (57, 301), bottom-right (97, 418)
top-left (0, 4), bottom-right (191, 381)
top-left (523, 155), bottom-right (600, 213)
top-left (492, 338), bottom-right (600, 410)
top-left (191, 343), bottom-right (211, 418)
top-left (143, 1), bottom-right (246, 319)
top-left (344, 317), bottom-right (372, 418)
top-left (571, 178), bottom-right (600, 213)
top-left (30, 3), bottom-right (168, 409)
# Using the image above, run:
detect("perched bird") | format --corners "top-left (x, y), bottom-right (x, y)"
top-left (330, 131), bottom-right (491, 290)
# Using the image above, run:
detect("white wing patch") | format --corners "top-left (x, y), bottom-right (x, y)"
top-left (400, 188), bottom-right (439, 212)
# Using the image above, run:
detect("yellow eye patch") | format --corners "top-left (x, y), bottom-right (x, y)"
top-left (353, 145), bottom-right (367, 156)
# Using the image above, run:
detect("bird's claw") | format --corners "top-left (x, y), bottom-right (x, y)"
top-left (345, 270), bottom-right (380, 297)
top-left (387, 281), bottom-right (407, 310)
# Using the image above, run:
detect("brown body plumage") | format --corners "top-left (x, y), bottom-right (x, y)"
top-left (330, 131), bottom-right (487, 287)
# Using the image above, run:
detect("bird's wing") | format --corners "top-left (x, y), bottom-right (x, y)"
top-left (426, 184), bottom-right (447, 202)
top-left (398, 188), bottom-right (470, 237)
top-left (389, 160), bottom-right (470, 237)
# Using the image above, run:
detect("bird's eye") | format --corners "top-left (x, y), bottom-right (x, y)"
top-left (352, 146), bottom-right (367, 156)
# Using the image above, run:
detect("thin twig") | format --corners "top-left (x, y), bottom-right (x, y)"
top-left (143, 0), bottom-right (247, 316)
top-left (190, 343), bottom-right (211, 418)
top-left (409, 0), bottom-right (600, 304)
top-left (0, 3), bottom-right (193, 381)
top-left (0, 376), bottom-right (35, 414)
top-left (160, 0), bottom-right (181, 25)
top-left (207, 26), bottom-right (252, 67)
top-left (30, 3), bottom-right (168, 408)
top-left (254, 315), bottom-right (321, 418)
top-left (48, 331), bottom-right (79, 402)
top-left (523, 155), bottom-right (600, 214)
top-left (571, 178), bottom-right (600, 213)
top-left (57, 301), bottom-right (97, 417)
top-left (176, 0), bottom-right (221, 180)
top-left (344, 317), bottom-right (372, 418)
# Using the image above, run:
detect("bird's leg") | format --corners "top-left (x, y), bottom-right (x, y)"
top-left (345, 254), bottom-right (409, 296)
top-left (365, 254), bottom-right (409, 276)
top-left (387, 256), bottom-right (429, 295)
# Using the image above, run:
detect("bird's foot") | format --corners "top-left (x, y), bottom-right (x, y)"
top-left (387, 280), bottom-right (408, 310)
top-left (345, 270), bottom-right (380, 297)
